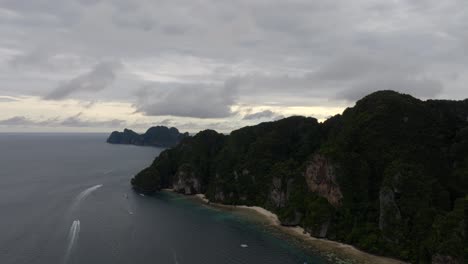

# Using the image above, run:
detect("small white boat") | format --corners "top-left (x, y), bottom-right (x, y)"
top-left (240, 244), bottom-right (248, 248)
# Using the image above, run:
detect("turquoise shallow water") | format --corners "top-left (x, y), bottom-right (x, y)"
top-left (155, 191), bottom-right (328, 264)
top-left (0, 133), bottom-right (326, 264)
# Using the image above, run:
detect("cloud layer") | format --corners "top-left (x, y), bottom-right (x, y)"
top-left (133, 80), bottom-right (238, 118)
top-left (0, 114), bottom-right (125, 128)
top-left (0, 0), bottom-right (467, 131)
top-left (243, 110), bottom-right (283, 120)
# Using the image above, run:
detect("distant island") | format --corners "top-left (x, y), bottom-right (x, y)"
top-left (107, 126), bottom-right (188, 148)
top-left (131, 91), bottom-right (466, 264)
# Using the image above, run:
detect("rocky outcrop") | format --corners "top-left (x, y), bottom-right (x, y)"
top-left (172, 164), bottom-right (201, 195)
top-left (270, 177), bottom-right (287, 208)
top-left (304, 154), bottom-right (343, 207)
top-left (213, 188), bottom-right (225, 201)
top-left (107, 126), bottom-right (188, 147)
top-left (271, 176), bottom-right (304, 226)
top-left (107, 129), bottom-right (140, 144)
top-left (318, 220), bottom-right (330, 238)
top-left (379, 185), bottom-right (402, 236)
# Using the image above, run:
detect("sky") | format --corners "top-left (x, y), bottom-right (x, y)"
top-left (0, 0), bottom-right (467, 133)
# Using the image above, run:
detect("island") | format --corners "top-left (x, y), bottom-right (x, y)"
top-left (107, 126), bottom-right (188, 148)
top-left (131, 91), bottom-right (466, 264)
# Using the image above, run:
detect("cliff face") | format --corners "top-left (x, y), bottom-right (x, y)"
top-left (131, 91), bottom-right (467, 263)
top-left (172, 164), bottom-right (202, 195)
top-left (107, 129), bottom-right (140, 144)
top-left (106, 126), bottom-right (188, 148)
top-left (304, 154), bottom-right (342, 207)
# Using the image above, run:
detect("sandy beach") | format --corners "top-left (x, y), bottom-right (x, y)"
top-left (190, 192), bottom-right (407, 264)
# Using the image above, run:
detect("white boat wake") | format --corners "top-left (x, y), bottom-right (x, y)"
top-left (63, 220), bottom-right (80, 264)
top-left (172, 248), bottom-right (179, 264)
top-left (70, 184), bottom-right (103, 213)
top-left (76, 184), bottom-right (103, 202)
top-left (62, 185), bottom-right (102, 262)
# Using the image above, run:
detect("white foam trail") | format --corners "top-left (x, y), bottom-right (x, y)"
top-left (76, 184), bottom-right (103, 201)
top-left (70, 184), bottom-right (103, 213)
top-left (172, 249), bottom-right (179, 264)
top-left (63, 220), bottom-right (80, 264)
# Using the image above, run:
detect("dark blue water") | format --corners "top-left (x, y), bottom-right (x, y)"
top-left (0, 134), bottom-right (325, 264)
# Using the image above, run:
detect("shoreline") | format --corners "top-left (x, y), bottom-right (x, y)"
top-left (187, 192), bottom-right (407, 264)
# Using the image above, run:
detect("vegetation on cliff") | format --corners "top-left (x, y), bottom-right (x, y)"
top-left (107, 126), bottom-right (188, 148)
top-left (131, 91), bottom-right (467, 263)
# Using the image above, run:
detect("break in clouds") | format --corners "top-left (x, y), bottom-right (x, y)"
top-left (0, 0), bottom-right (467, 131)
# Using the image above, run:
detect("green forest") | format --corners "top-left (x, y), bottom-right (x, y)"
top-left (131, 91), bottom-right (467, 263)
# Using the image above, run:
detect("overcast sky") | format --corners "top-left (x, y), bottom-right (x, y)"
top-left (0, 0), bottom-right (467, 133)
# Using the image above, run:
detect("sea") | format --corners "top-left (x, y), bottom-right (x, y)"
top-left (0, 133), bottom-right (327, 264)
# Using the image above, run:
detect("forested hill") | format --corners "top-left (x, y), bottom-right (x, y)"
top-left (131, 90), bottom-right (467, 263)
top-left (107, 126), bottom-right (188, 148)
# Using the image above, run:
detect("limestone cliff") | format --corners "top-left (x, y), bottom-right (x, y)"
top-left (172, 164), bottom-right (201, 195)
top-left (304, 154), bottom-right (343, 207)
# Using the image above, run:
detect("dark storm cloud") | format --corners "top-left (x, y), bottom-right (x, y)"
top-left (160, 119), bottom-right (173, 125)
top-left (0, 116), bottom-right (60, 126)
top-left (0, 116), bottom-right (37, 126)
top-left (134, 81), bottom-right (238, 118)
top-left (9, 46), bottom-right (86, 70)
top-left (10, 48), bottom-right (53, 68)
top-left (314, 55), bottom-right (420, 82)
top-left (76, 0), bottom-right (102, 6)
top-left (0, 114), bottom-right (125, 128)
top-left (0, 0), bottom-right (82, 28)
top-left (312, 54), bottom-right (444, 101)
top-left (111, 11), bottom-right (156, 31)
top-left (243, 110), bottom-right (283, 120)
top-left (59, 113), bottom-right (125, 127)
top-left (43, 61), bottom-right (122, 100)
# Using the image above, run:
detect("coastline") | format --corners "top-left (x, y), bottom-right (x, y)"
top-left (188, 192), bottom-right (407, 264)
